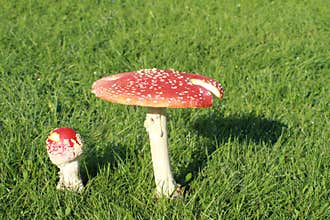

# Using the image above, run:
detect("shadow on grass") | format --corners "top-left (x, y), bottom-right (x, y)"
top-left (78, 112), bottom-right (287, 194)
top-left (80, 139), bottom-right (128, 186)
top-left (176, 111), bottom-right (287, 184)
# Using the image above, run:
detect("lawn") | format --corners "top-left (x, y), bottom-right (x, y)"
top-left (0, 0), bottom-right (329, 219)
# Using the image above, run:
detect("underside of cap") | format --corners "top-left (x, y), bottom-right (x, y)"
top-left (92, 69), bottom-right (224, 108)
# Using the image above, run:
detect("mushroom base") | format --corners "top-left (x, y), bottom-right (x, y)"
top-left (57, 160), bottom-right (83, 192)
top-left (144, 107), bottom-right (178, 198)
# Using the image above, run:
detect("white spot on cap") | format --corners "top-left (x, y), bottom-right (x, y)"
top-left (190, 79), bottom-right (221, 98)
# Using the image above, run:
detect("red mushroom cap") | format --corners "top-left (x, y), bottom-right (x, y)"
top-left (46, 127), bottom-right (83, 166)
top-left (92, 69), bottom-right (224, 108)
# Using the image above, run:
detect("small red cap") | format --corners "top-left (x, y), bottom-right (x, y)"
top-left (46, 128), bottom-right (83, 166)
top-left (92, 69), bottom-right (224, 108)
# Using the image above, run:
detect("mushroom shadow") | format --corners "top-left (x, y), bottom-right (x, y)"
top-left (79, 139), bottom-right (129, 186)
top-left (176, 111), bottom-right (287, 184)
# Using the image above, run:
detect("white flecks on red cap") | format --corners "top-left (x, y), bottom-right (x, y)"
top-left (92, 69), bottom-right (224, 108)
top-left (46, 128), bottom-right (83, 166)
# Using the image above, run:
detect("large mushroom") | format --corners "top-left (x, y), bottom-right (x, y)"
top-left (92, 68), bottom-right (223, 198)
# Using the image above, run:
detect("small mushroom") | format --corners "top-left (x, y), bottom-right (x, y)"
top-left (46, 127), bottom-right (84, 192)
top-left (92, 69), bottom-right (224, 198)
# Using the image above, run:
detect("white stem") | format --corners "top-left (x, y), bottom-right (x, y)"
top-left (57, 160), bottom-right (83, 192)
top-left (144, 107), bottom-right (177, 197)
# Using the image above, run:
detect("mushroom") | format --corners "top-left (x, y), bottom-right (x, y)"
top-left (92, 68), bottom-right (224, 198)
top-left (46, 127), bottom-right (84, 192)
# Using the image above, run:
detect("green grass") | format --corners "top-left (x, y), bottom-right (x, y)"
top-left (0, 0), bottom-right (329, 219)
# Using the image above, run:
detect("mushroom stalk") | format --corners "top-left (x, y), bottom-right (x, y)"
top-left (144, 107), bottom-right (177, 197)
top-left (57, 160), bottom-right (83, 192)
